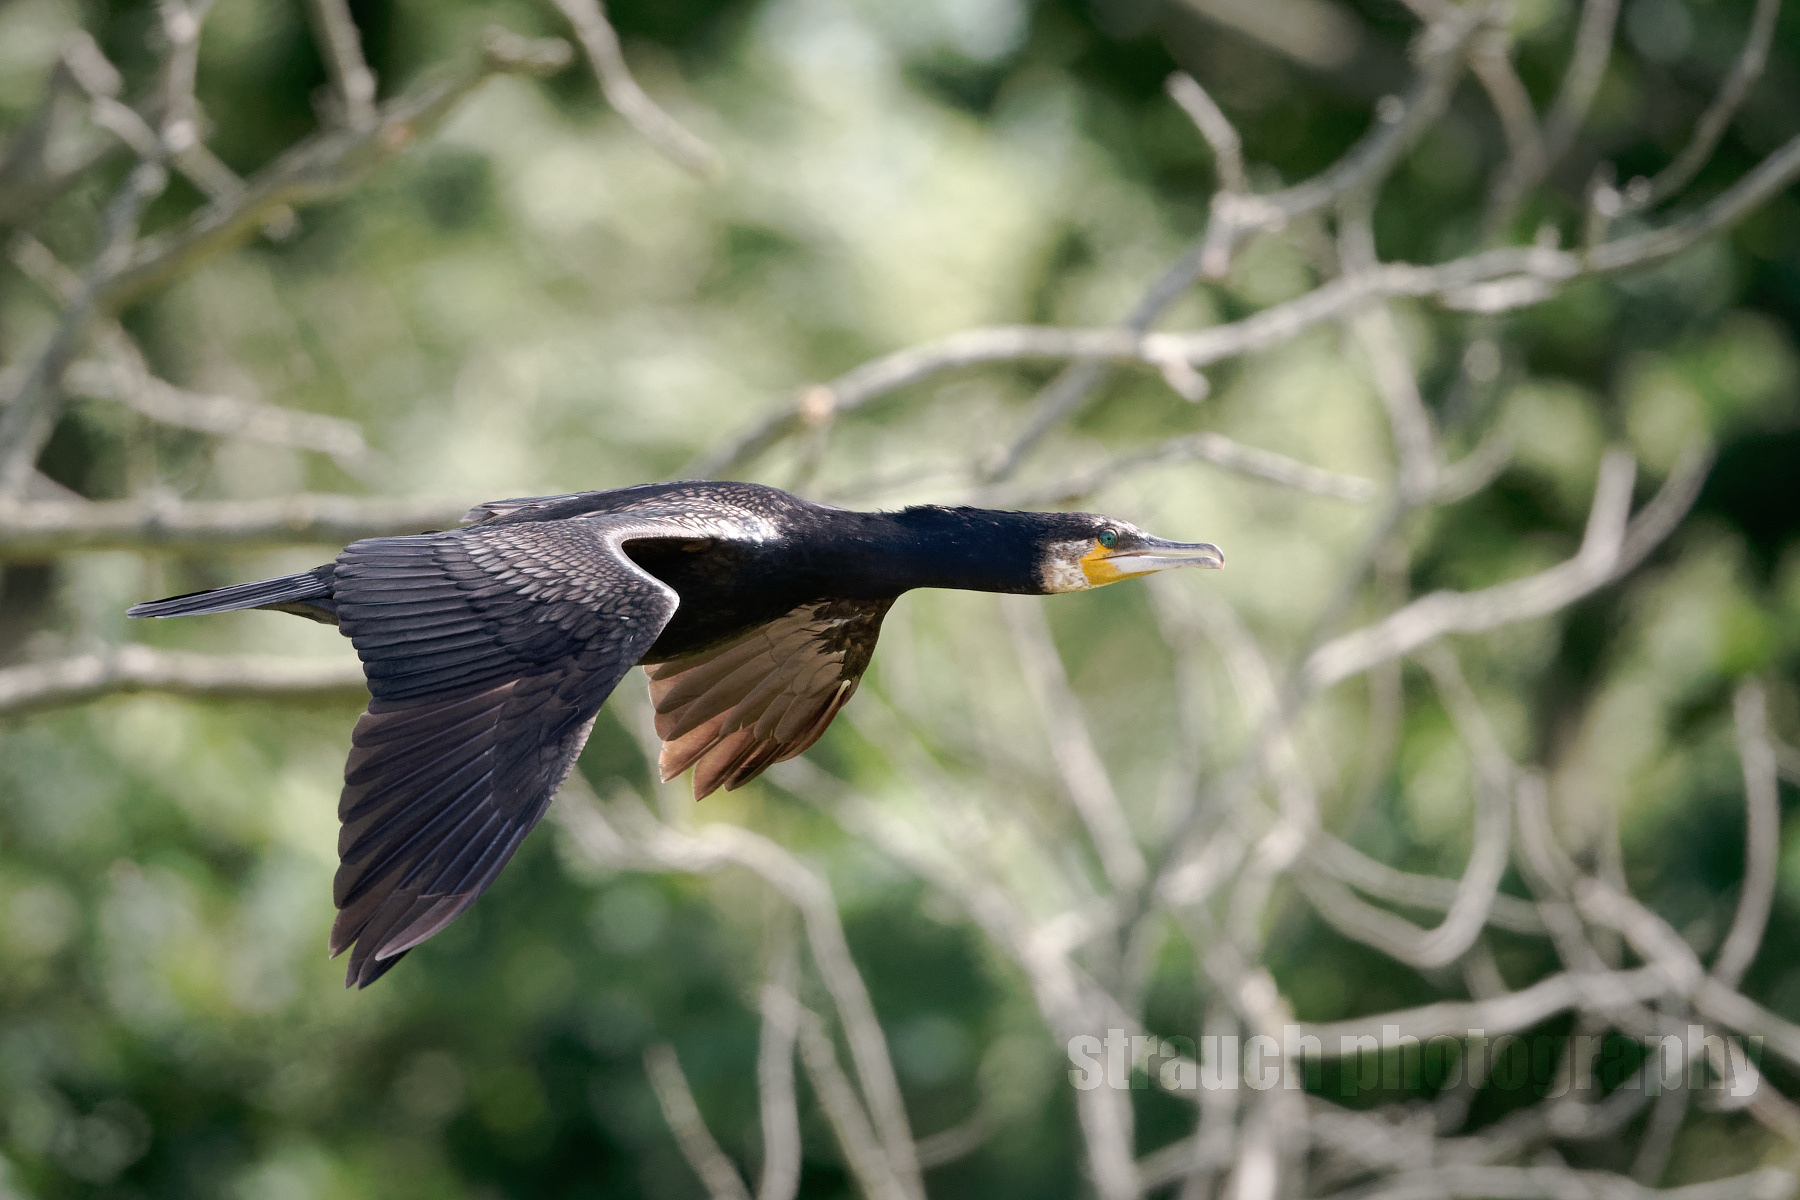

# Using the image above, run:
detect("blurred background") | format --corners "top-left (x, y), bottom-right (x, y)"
top-left (0, 0), bottom-right (1797, 1196)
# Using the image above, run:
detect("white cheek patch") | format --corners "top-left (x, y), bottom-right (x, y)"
top-left (1038, 539), bottom-right (1094, 593)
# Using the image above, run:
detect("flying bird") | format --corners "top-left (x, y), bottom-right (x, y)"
top-left (128, 481), bottom-right (1224, 986)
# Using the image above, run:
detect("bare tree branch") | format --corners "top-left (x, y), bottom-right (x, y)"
top-left (1468, 31), bottom-right (1546, 196)
top-left (1317, 1164), bottom-right (1794, 1200)
top-left (696, 828), bottom-right (924, 1200)
top-left (707, 6), bottom-right (1489, 482)
top-left (1623, 0), bottom-right (1782, 212)
top-left (0, 647), bottom-right (366, 716)
top-left (1166, 73), bottom-right (1247, 197)
top-left (1339, 192), bottom-right (1440, 501)
top-left (1573, 879), bottom-right (1800, 1072)
top-left (1713, 682), bottom-right (1780, 989)
top-left (1541, 0), bottom-right (1623, 165)
top-left (1587, 132), bottom-right (1800, 272)
top-left (1004, 597), bottom-right (1147, 893)
top-left (756, 920), bottom-right (803, 1200)
top-left (1303, 447), bottom-right (1716, 690)
top-left (153, 1), bottom-right (287, 235)
top-left (0, 34), bottom-right (124, 225)
top-left (1297, 964), bottom-right (1668, 1047)
top-left (768, 758), bottom-right (1148, 1199)
top-left (695, 117), bottom-right (1800, 478)
top-left (10, 236), bottom-right (353, 461)
top-left (548, 0), bottom-right (723, 179)
top-left (0, 162), bottom-right (167, 494)
top-left (0, 494), bottom-right (468, 560)
top-left (1307, 835), bottom-right (1547, 935)
top-left (1001, 431), bottom-right (1378, 507)
top-left (1195, 4), bottom-right (1490, 274)
top-left (62, 359), bottom-right (368, 465)
top-left (1288, 644), bottom-right (1533, 999)
top-left (0, 27), bottom-right (569, 499)
top-left (796, 1009), bottom-right (913, 1200)
top-left (912, 1114), bottom-right (991, 1170)
top-left (304, 0), bottom-right (380, 130)
top-left (644, 1043), bottom-right (755, 1200)
top-left (974, 244), bottom-right (1208, 485)
top-left (103, 28), bottom-right (572, 310)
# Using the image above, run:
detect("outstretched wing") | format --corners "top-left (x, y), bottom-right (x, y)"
top-left (329, 516), bottom-right (683, 987)
top-left (646, 598), bottom-right (893, 799)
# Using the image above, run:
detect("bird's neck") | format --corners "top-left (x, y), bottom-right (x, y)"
top-left (798, 507), bottom-right (1047, 597)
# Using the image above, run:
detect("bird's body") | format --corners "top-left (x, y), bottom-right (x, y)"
top-left (129, 480), bottom-right (1222, 986)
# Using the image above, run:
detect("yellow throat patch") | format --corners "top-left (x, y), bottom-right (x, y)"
top-left (1078, 541), bottom-right (1128, 588)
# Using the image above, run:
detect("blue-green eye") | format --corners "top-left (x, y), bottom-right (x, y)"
top-left (1097, 530), bottom-right (1118, 549)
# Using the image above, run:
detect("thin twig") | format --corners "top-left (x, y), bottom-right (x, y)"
top-left (0, 162), bottom-right (167, 494)
top-left (0, 494), bottom-right (468, 559)
top-left (304, 0), bottom-right (380, 129)
top-left (796, 1010), bottom-right (911, 1200)
top-left (1541, 0), bottom-right (1623, 165)
top-left (1714, 682), bottom-right (1779, 989)
top-left (1307, 835), bottom-right (1547, 934)
top-left (1003, 597), bottom-right (1147, 893)
top-left (1468, 31), bottom-right (1546, 194)
top-left (1297, 964), bottom-right (1667, 1047)
top-left (1624, 0), bottom-right (1783, 212)
top-left (0, 35), bottom-right (123, 225)
top-left (1166, 73), bottom-right (1247, 196)
top-left (1588, 133), bottom-right (1800, 272)
top-left (103, 28), bottom-right (573, 309)
top-left (976, 243), bottom-right (1210, 485)
top-left (697, 829), bottom-right (925, 1200)
top-left (1000, 431), bottom-right (1378, 507)
top-left (913, 1113), bottom-right (991, 1170)
top-left (62, 360), bottom-right (368, 465)
top-left (10, 236), bottom-right (350, 459)
top-left (1339, 191), bottom-right (1441, 501)
top-left (756, 919), bottom-right (803, 1200)
top-left (1478, 0), bottom-right (1618, 233)
top-left (643, 1044), bottom-right (754, 1200)
top-left (1303, 447), bottom-right (1715, 690)
top-left (548, 0), bottom-right (722, 179)
top-left (1319, 1164), bottom-right (1794, 1200)
top-left (1195, 4), bottom-right (1490, 274)
top-left (1574, 879), bottom-right (1800, 1071)
top-left (694, 123), bottom-right (1800, 479)
top-left (1300, 644), bottom-right (1520, 970)
top-left (0, 647), bottom-right (367, 716)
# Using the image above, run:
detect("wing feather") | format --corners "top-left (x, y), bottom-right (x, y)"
top-left (646, 599), bottom-right (892, 800)
top-left (324, 517), bottom-right (693, 987)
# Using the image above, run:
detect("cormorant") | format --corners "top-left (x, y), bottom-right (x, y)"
top-left (128, 481), bottom-right (1224, 985)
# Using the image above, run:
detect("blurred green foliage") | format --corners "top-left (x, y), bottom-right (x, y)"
top-left (1, 0), bottom-right (1798, 1196)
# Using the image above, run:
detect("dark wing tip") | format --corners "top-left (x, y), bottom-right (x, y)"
top-left (330, 877), bottom-right (484, 988)
top-left (345, 947), bottom-right (408, 989)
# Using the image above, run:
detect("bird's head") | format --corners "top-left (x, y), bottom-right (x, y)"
top-left (1032, 512), bottom-right (1224, 594)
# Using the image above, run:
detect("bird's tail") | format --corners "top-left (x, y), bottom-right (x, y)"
top-left (127, 566), bottom-right (334, 619)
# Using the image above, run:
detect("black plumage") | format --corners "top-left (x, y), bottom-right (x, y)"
top-left (128, 480), bottom-right (1223, 986)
